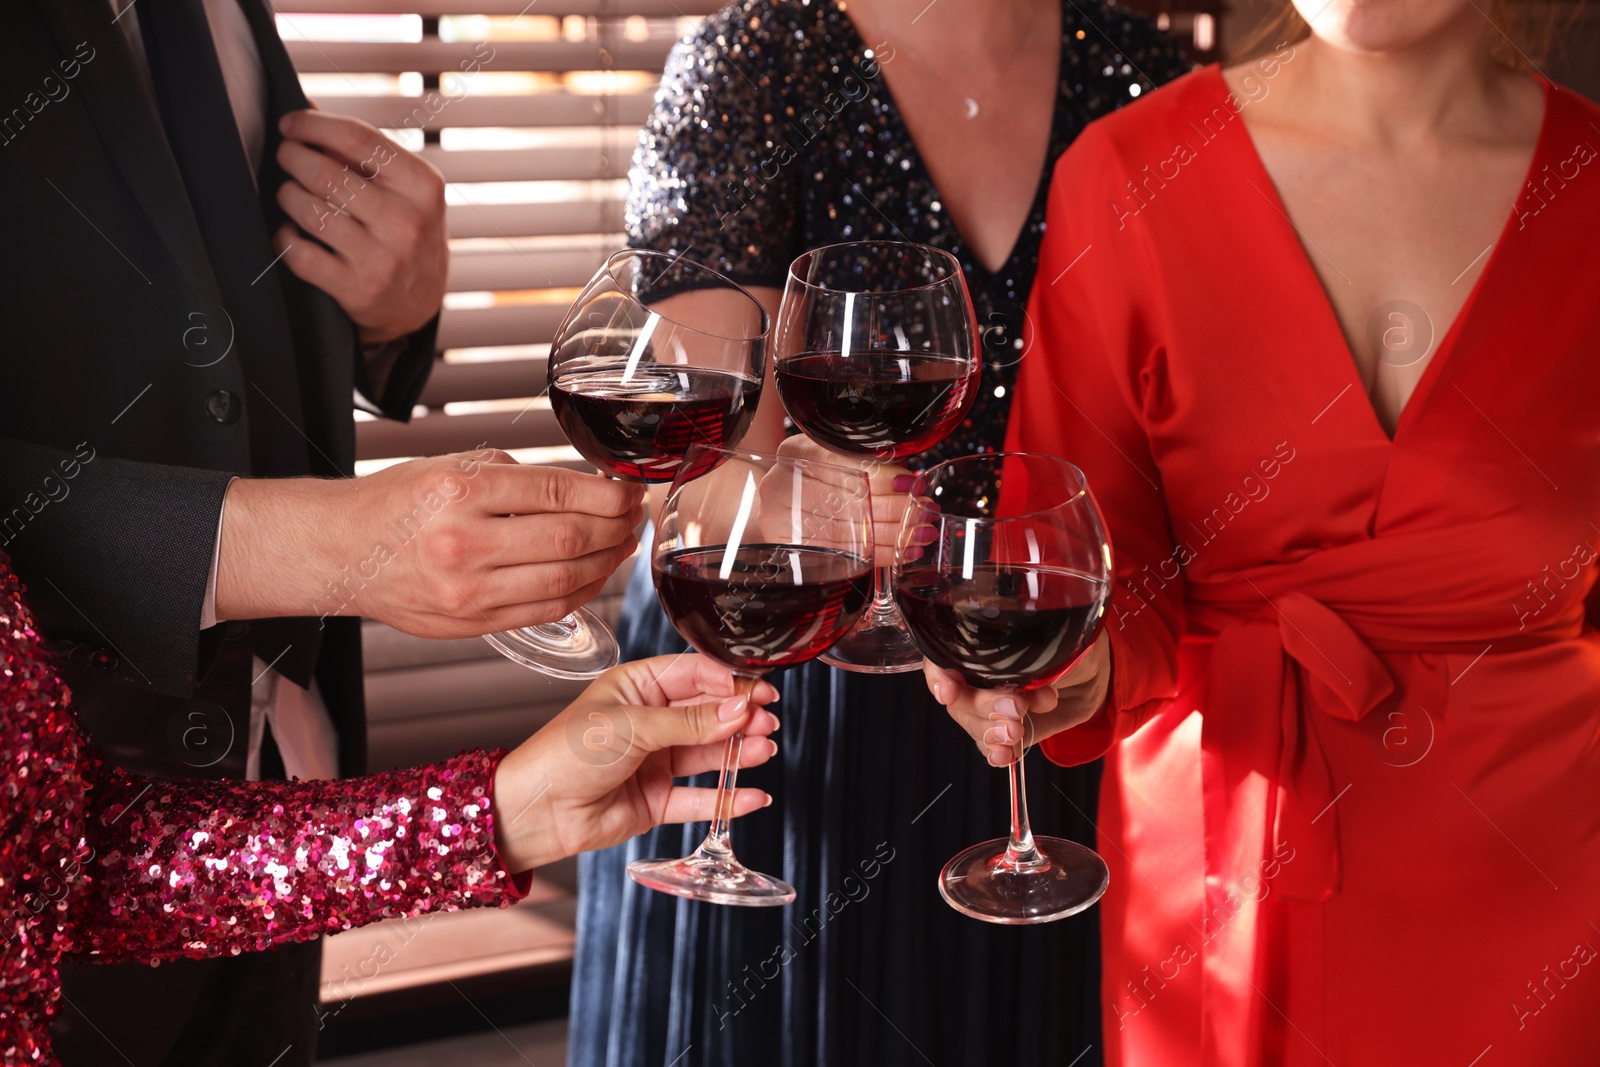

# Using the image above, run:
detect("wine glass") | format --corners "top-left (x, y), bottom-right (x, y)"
top-left (772, 240), bottom-right (980, 674)
top-left (482, 250), bottom-right (769, 679)
top-left (894, 452), bottom-right (1113, 924)
top-left (627, 442), bottom-right (876, 904)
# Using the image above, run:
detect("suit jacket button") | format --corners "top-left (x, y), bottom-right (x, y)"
top-left (91, 648), bottom-right (119, 672)
top-left (205, 389), bottom-right (241, 424)
top-left (223, 620), bottom-right (251, 641)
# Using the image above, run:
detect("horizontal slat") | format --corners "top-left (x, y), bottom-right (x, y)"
top-left (366, 655), bottom-right (584, 721)
top-left (423, 142), bottom-right (628, 182)
top-left (287, 38), bottom-right (674, 73)
top-left (448, 235), bottom-right (619, 289)
top-left (356, 404), bottom-right (566, 457)
top-left (447, 197), bottom-right (624, 237)
top-left (418, 358), bottom-right (547, 404)
top-left (438, 302), bottom-right (568, 348)
top-left (279, 0), bottom-right (718, 14)
top-left (320, 894), bottom-right (575, 1003)
top-left (310, 91), bottom-right (657, 128)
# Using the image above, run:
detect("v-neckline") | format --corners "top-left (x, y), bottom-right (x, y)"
top-left (830, 0), bottom-right (1068, 279)
top-left (1215, 65), bottom-right (1554, 446)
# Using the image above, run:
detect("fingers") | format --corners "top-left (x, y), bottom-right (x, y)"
top-left (484, 510), bottom-right (642, 568)
top-left (478, 464), bottom-right (645, 519)
top-left (668, 723), bottom-right (780, 777)
top-left (627, 693), bottom-right (767, 754)
top-left (471, 540), bottom-right (636, 611)
top-left (659, 785), bottom-right (772, 825)
top-left (278, 109), bottom-right (442, 204)
top-left (615, 653), bottom-right (780, 709)
top-left (277, 137), bottom-right (400, 229)
top-left (276, 178), bottom-right (377, 253)
top-left (924, 660), bottom-right (1062, 767)
top-left (272, 222), bottom-right (348, 295)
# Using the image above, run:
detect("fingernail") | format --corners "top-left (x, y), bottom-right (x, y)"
top-left (988, 747), bottom-right (1010, 767)
top-left (930, 681), bottom-right (948, 704)
top-left (767, 739), bottom-right (780, 757)
top-left (718, 695), bottom-right (748, 721)
top-left (892, 474), bottom-right (914, 492)
top-left (278, 113), bottom-right (293, 134)
top-left (763, 792), bottom-right (774, 807)
top-left (913, 523), bottom-right (936, 542)
top-left (993, 697), bottom-right (1020, 720)
top-left (904, 545), bottom-right (924, 562)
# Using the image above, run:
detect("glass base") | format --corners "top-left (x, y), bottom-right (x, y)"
top-left (482, 606), bottom-right (620, 680)
top-left (938, 836), bottom-right (1109, 925)
top-left (627, 849), bottom-right (796, 907)
top-left (820, 605), bottom-right (923, 674)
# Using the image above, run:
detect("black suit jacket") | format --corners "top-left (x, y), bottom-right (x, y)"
top-left (0, 0), bottom-right (437, 779)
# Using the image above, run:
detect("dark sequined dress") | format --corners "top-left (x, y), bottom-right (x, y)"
top-left (572, 3), bottom-right (1189, 1065)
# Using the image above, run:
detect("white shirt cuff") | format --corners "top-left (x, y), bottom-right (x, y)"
top-left (200, 476), bottom-right (239, 630)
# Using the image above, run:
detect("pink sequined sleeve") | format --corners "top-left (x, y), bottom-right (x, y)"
top-left (59, 751), bottom-right (533, 965)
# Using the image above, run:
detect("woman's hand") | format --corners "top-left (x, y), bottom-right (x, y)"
top-left (926, 630), bottom-right (1113, 766)
top-left (491, 654), bottom-right (780, 871)
top-left (772, 435), bottom-right (916, 567)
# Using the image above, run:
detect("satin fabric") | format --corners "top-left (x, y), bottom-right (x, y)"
top-left (1011, 65), bottom-right (1600, 1066)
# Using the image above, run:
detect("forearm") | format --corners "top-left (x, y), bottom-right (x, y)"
top-left (214, 475), bottom-right (353, 622)
top-left (63, 749), bottom-right (527, 965)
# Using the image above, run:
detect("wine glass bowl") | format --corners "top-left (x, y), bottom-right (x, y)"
top-left (772, 241), bottom-right (981, 673)
top-left (483, 250), bottom-right (769, 679)
top-left (627, 443), bottom-right (876, 905)
top-left (547, 249), bottom-right (768, 483)
top-left (895, 452), bottom-right (1114, 924)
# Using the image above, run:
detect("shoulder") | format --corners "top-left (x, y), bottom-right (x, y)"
top-left (665, 0), bottom-right (826, 81)
top-left (1050, 65), bottom-right (1227, 192)
top-left (1544, 78), bottom-right (1600, 140)
top-left (1060, 0), bottom-right (1193, 89)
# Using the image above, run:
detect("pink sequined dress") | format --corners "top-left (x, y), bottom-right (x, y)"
top-left (0, 555), bottom-right (530, 1065)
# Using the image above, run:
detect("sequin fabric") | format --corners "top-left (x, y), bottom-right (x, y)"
top-left (0, 557), bottom-right (525, 1066)
top-left (626, 0), bottom-right (1192, 468)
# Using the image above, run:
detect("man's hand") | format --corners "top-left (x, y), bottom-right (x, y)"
top-left (272, 109), bottom-right (448, 345)
top-left (215, 450), bottom-right (645, 636)
top-left (491, 654), bottom-right (781, 871)
top-left (927, 630), bottom-right (1113, 766)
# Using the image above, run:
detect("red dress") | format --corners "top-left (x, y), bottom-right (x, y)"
top-left (1010, 65), bottom-right (1600, 1067)
top-left (0, 556), bottom-right (530, 1065)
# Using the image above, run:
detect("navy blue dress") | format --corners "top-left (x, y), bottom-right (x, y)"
top-left (571, 3), bottom-right (1189, 1064)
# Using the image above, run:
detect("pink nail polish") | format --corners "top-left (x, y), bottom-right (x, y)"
top-left (892, 474), bottom-right (914, 492)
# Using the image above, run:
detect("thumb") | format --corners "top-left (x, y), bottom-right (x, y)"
top-left (629, 694), bottom-right (752, 753)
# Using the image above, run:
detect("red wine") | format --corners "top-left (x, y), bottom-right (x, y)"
top-left (550, 365), bottom-right (760, 482)
top-left (774, 351), bottom-right (976, 460)
top-left (656, 544), bottom-right (873, 671)
top-left (895, 565), bottom-right (1108, 690)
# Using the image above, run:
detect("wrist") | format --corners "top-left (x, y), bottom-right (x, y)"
top-left (490, 743), bottom-right (560, 873)
top-left (215, 476), bottom-right (358, 621)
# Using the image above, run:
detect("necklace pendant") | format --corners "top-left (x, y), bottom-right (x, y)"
top-left (964, 97), bottom-right (980, 119)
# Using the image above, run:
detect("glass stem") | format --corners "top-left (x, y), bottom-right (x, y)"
top-left (696, 671), bottom-right (759, 858)
top-left (1004, 714), bottom-right (1046, 870)
top-left (867, 563), bottom-right (897, 621)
